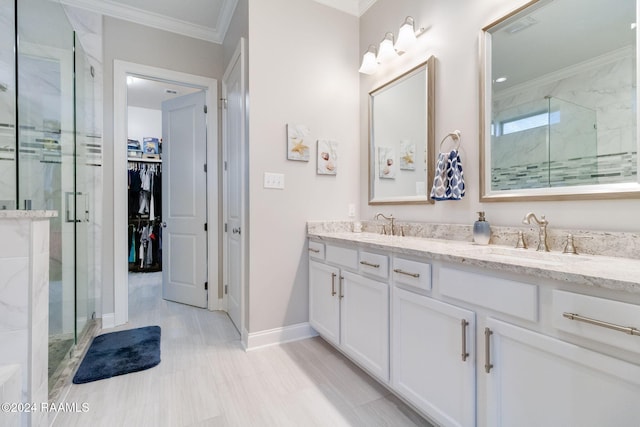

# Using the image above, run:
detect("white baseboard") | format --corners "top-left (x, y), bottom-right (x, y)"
top-left (101, 313), bottom-right (115, 330)
top-left (244, 322), bottom-right (318, 351)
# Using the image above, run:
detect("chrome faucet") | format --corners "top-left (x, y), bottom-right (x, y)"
top-left (375, 213), bottom-right (395, 236)
top-left (522, 212), bottom-right (550, 252)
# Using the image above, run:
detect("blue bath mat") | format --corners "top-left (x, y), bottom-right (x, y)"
top-left (73, 326), bottom-right (161, 384)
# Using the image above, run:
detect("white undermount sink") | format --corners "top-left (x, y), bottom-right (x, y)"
top-left (459, 245), bottom-right (590, 267)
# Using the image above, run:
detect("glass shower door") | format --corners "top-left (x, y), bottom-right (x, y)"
top-left (73, 32), bottom-right (94, 341)
top-left (17, 0), bottom-right (76, 381)
top-left (0, 0), bottom-right (16, 209)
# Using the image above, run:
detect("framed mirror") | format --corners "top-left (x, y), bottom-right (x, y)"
top-left (480, 0), bottom-right (639, 201)
top-left (369, 56), bottom-right (435, 205)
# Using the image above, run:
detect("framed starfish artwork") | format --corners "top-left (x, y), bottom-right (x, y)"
top-left (400, 140), bottom-right (415, 170)
top-left (286, 124), bottom-right (311, 161)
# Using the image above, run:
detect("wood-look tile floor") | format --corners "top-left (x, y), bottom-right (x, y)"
top-left (52, 272), bottom-right (433, 427)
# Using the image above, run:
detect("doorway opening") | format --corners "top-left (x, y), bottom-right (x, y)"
top-left (126, 77), bottom-right (200, 273)
top-left (112, 61), bottom-right (218, 327)
top-left (126, 77), bottom-right (205, 308)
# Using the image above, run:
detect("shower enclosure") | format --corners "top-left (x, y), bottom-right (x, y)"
top-left (491, 96), bottom-right (598, 191)
top-left (1, 0), bottom-right (101, 392)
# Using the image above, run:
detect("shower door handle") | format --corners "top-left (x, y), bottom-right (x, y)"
top-left (65, 192), bottom-right (81, 223)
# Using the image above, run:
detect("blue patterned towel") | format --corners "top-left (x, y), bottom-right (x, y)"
top-left (430, 149), bottom-right (465, 201)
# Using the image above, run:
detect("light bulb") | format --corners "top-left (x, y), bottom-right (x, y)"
top-left (358, 51), bottom-right (378, 75)
top-left (376, 33), bottom-right (398, 64)
top-left (395, 18), bottom-right (417, 54)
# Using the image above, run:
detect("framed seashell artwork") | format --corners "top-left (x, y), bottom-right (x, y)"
top-left (378, 146), bottom-right (395, 179)
top-left (317, 139), bottom-right (338, 175)
top-left (286, 123), bottom-right (311, 161)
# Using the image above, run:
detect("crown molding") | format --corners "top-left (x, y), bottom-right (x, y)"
top-left (56, 0), bottom-right (238, 44)
top-left (358, 0), bottom-right (377, 16)
top-left (312, 0), bottom-right (377, 16)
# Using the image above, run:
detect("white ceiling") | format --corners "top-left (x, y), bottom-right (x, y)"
top-left (57, 0), bottom-right (378, 44)
top-left (126, 77), bottom-right (202, 110)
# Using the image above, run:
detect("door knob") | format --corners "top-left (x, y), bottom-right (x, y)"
top-left (232, 227), bottom-right (241, 234)
top-left (162, 222), bottom-right (167, 228)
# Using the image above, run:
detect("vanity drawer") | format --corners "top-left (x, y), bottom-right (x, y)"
top-left (439, 267), bottom-right (538, 322)
top-left (308, 240), bottom-right (325, 260)
top-left (552, 290), bottom-right (640, 354)
top-left (326, 244), bottom-right (358, 270)
top-left (392, 257), bottom-right (432, 291)
top-left (359, 251), bottom-right (389, 279)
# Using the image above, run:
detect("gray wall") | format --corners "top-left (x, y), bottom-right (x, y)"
top-left (247, 0), bottom-right (359, 333)
top-left (101, 17), bottom-right (224, 315)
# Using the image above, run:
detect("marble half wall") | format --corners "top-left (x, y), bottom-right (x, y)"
top-left (0, 211), bottom-right (55, 426)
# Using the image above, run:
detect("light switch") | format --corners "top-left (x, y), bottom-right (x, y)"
top-left (264, 172), bottom-right (285, 189)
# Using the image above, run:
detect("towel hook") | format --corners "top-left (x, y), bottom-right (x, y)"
top-left (439, 130), bottom-right (461, 151)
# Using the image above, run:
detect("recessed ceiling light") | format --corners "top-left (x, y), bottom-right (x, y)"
top-left (495, 76), bottom-right (508, 83)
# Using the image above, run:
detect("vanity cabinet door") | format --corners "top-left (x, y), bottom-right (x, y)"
top-left (309, 260), bottom-right (340, 346)
top-left (392, 287), bottom-right (476, 427)
top-left (485, 318), bottom-right (640, 427)
top-left (340, 271), bottom-right (390, 382)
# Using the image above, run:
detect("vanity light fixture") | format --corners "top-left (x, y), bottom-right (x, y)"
top-left (359, 15), bottom-right (427, 74)
top-left (358, 45), bottom-right (379, 75)
top-left (395, 16), bottom-right (419, 53)
top-left (377, 32), bottom-right (399, 64)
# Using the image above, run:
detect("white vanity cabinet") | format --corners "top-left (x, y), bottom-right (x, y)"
top-left (308, 234), bottom-right (640, 427)
top-left (309, 260), bottom-right (341, 346)
top-left (485, 317), bottom-right (640, 427)
top-left (308, 242), bottom-right (390, 382)
top-left (392, 286), bottom-right (476, 427)
top-left (341, 270), bottom-right (389, 381)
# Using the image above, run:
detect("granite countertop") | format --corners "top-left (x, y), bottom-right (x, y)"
top-left (308, 231), bottom-right (640, 295)
top-left (0, 210), bottom-right (58, 219)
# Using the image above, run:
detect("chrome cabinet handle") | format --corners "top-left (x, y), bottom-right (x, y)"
top-left (393, 268), bottom-right (420, 278)
top-left (461, 319), bottom-right (469, 362)
top-left (484, 327), bottom-right (493, 373)
top-left (563, 312), bottom-right (640, 337)
top-left (360, 261), bottom-right (380, 268)
top-left (308, 247), bottom-right (320, 253)
top-left (331, 273), bottom-right (337, 296)
top-left (339, 275), bottom-right (344, 299)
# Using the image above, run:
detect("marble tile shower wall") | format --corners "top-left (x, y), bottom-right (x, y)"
top-left (491, 151), bottom-right (637, 190)
top-left (491, 48), bottom-right (636, 189)
top-left (0, 212), bottom-right (53, 427)
top-left (307, 220), bottom-right (640, 261)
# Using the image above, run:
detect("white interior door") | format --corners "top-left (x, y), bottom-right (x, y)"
top-left (223, 40), bottom-right (245, 332)
top-left (161, 90), bottom-right (207, 308)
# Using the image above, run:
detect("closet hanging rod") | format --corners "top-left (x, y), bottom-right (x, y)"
top-left (128, 157), bottom-right (162, 163)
